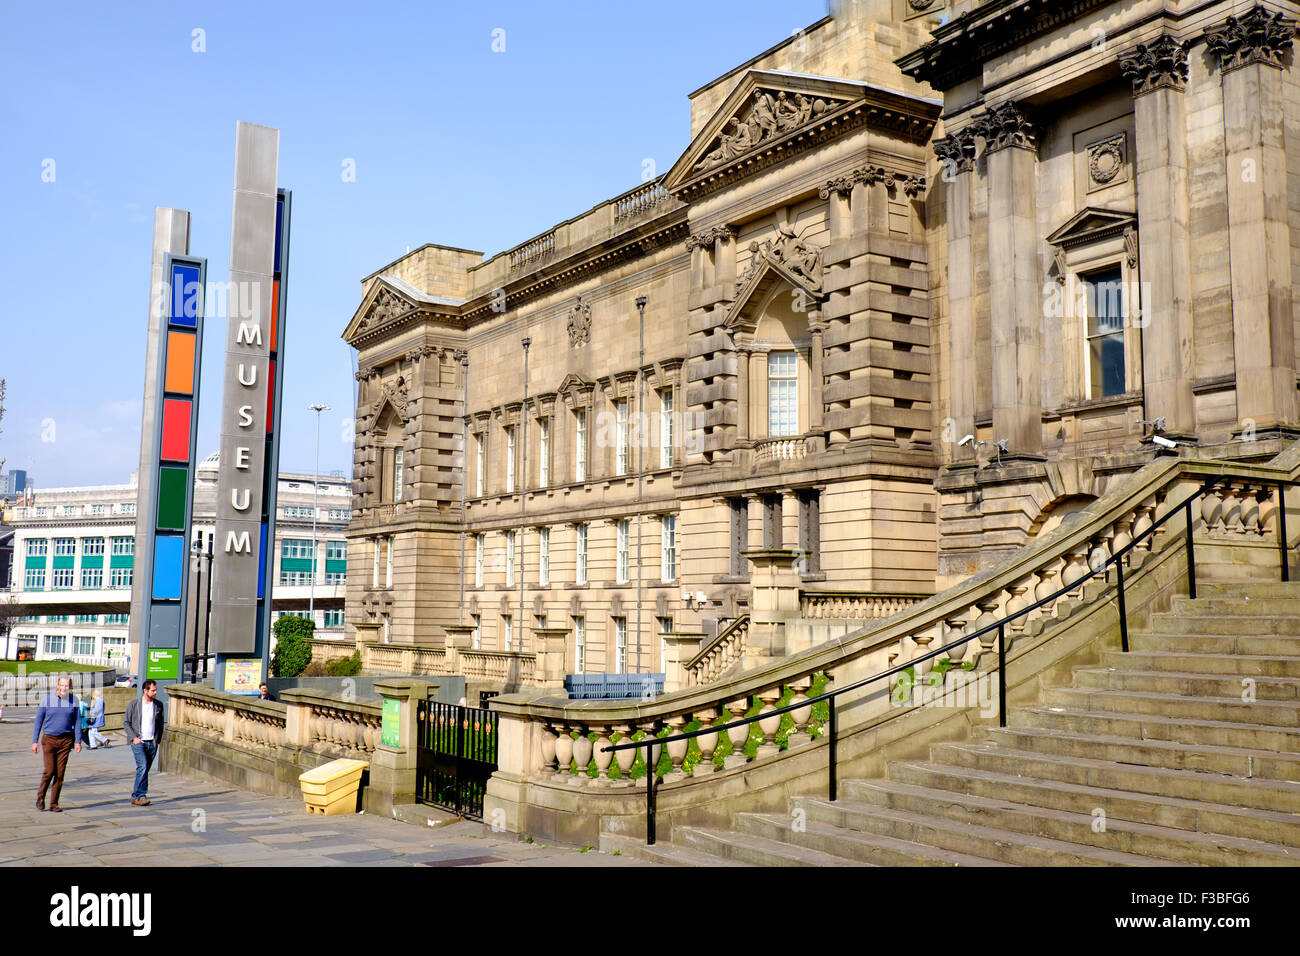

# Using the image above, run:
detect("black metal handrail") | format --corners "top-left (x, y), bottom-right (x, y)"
top-left (602, 472), bottom-right (1294, 844)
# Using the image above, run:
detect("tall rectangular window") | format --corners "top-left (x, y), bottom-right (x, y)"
top-left (475, 434), bottom-right (485, 497)
top-left (538, 419), bottom-right (549, 488)
top-left (25, 567), bottom-right (45, 590)
top-left (538, 526), bottom-right (550, 586)
top-left (323, 609), bottom-right (345, 628)
top-left (502, 613), bottom-right (513, 652)
top-left (44, 635), bottom-right (66, 655)
top-left (1085, 267), bottom-right (1126, 399)
top-left (73, 636), bottom-right (97, 657)
top-left (505, 531), bottom-right (515, 587)
top-left (576, 523), bottom-right (588, 585)
top-left (573, 616), bottom-right (585, 673)
top-left (372, 538), bottom-right (380, 588)
top-left (393, 447), bottom-right (404, 502)
top-left (27, 539), bottom-right (47, 557)
top-left (616, 519), bottom-right (630, 583)
top-left (471, 613), bottom-right (481, 650)
top-left (613, 617), bottom-right (627, 672)
top-left (81, 567), bottom-right (103, 589)
top-left (729, 498), bottom-right (748, 577)
top-left (575, 409), bottom-right (587, 482)
top-left (385, 536), bottom-right (394, 588)
top-left (53, 537), bottom-right (75, 557)
top-left (768, 351), bottom-right (798, 437)
top-left (111, 536), bottom-right (134, 556)
top-left (109, 567), bottom-right (132, 588)
top-left (658, 616), bottom-right (674, 671)
top-left (82, 537), bottom-right (104, 557)
top-left (659, 388), bottom-right (674, 469)
top-left (506, 426), bottom-right (516, 493)
top-left (660, 514), bottom-right (677, 581)
top-left (615, 400), bottom-right (629, 475)
top-left (474, 533), bottom-right (484, 587)
top-left (798, 490), bottom-right (822, 575)
top-left (52, 567), bottom-right (74, 589)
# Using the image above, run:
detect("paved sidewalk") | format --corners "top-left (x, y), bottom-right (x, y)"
top-left (1, 709), bottom-right (653, 867)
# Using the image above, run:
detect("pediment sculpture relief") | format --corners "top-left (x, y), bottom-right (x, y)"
top-left (694, 90), bottom-right (840, 173)
top-left (741, 224), bottom-right (824, 291)
top-left (361, 289), bottom-right (409, 331)
top-left (567, 296), bottom-right (592, 347)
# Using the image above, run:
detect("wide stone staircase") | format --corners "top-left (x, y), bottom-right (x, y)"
top-left (615, 581), bottom-right (1300, 865)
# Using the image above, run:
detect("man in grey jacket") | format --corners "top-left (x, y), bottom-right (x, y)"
top-left (123, 680), bottom-right (165, 806)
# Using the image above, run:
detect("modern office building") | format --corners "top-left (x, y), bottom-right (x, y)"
top-left (4, 457), bottom-right (350, 665)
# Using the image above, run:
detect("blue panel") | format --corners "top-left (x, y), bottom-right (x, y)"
top-left (169, 261), bottom-right (202, 328)
top-left (273, 197), bottom-right (284, 274)
top-left (152, 535), bottom-right (184, 600)
top-left (257, 522), bottom-right (267, 600)
top-left (148, 603), bottom-right (182, 649)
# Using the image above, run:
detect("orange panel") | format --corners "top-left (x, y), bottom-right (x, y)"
top-left (164, 331), bottom-right (195, 394)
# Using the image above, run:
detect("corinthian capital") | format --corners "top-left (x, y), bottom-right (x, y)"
top-left (933, 127), bottom-right (978, 173)
top-left (975, 101), bottom-right (1039, 154)
top-left (1119, 34), bottom-right (1191, 95)
top-left (1205, 5), bottom-right (1296, 73)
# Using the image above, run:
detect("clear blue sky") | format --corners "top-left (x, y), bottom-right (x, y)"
top-left (0, 0), bottom-right (828, 490)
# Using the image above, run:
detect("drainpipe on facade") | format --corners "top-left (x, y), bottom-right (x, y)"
top-left (635, 296), bottom-right (647, 677)
top-left (457, 352), bottom-right (468, 619)
top-left (519, 337), bottom-right (530, 654)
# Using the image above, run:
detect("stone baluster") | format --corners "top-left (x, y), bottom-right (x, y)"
top-left (1220, 483), bottom-right (1241, 535)
top-left (1256, 485), bottom-right (1277, 537)
top-left (1035, 557), bottom-right (1064, 617)
top-left (1240, 483), bottom-right (1261, 535)
top-left (1132, 499), bottom-right (1156, 550)
top-left (787, 676), bottom-right (813, 749)
top-left (693, 710), bottom-right (719, 775)
top-left (972, 595), bottom-right (1001, 668)
top-left (1088, 529), bottom-right (1112, 581)
top-left (756, 687), bottom-right (782, 759)
top-left (1005, 577), bottom-right (1032, 633)
top-left (638, 722), bottom-right (663, 779)
top-left (553, 723), bottom-right (574, 781)
top-left (571, 725), bottom-right (593, 783)
top-left (911, 624), bottom-right (938, 681)
top-left (539, 723), bottom-right (558, 775)
top-left (943, 609), bottom-right (969, 665)
top-left (724, 698), bottom-right (751, 769)
top-left (1111, 516), bottom-right (1134, 566)
top-left (592, 725), bottom-right (614, 786)
top-left (1201, 484), bottom-right (1224, 534)
top-left (664, 714), bottom-right (689, 782)
top-left (613, 725), bottom-right (637, 787)
top-left (1061, 545), bottom-right (1089, 598)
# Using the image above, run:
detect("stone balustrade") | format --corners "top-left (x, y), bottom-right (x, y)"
top-left (614, 179), bottom-right (670, 222)
top-left (800, 591), bottom-right (927, 620)
top-left (460, 649), bottom-right (536, 684)
top-left (509, 231), bottom-right (555, 273)
top-left (358, 640), bottom-right (534, 686)
top-left (686, 616), bottom-right (749, 685)
top-left (487, 448), bottom-right (1300, 843)
top-left (752, 437), bottom-right (808, 465)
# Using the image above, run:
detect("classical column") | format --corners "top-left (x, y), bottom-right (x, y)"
top-left (735, 336), bottom-right (752, 448)
top-left (752, 348), bottom-right (770, 442)
top-left (982, 101), bottom-right (1043, 457)
top-left (807, 307), bottom-right (826, 447)
top-left (689, 238), bottom-right (706, 290)
top-left (821, 177), bottom-right (852, 242)
top-left (1206, 6), bottom-right (1298, 434)
top-left (934, 129), bottom-right (979, 463)
top-left (1119, 35), bottom-right (1196, 441)
top-left (713, 226), bottom-right (737, 290)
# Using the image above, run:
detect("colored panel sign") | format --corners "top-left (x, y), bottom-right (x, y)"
top-left (381, 697), bottom-right (400, 748)
top-left (223, 658), bottom-right (262, 694)
top-left (156, 465), bottom-right (188, 530)
top-left (164, 331), bottom-right (196, 394)
top-left (266, 359), bottom-right (276, 430)
top-left (146, 647), bottom-right (180, 680)
top-left (151, 535), bottom-right (184, 600)
top-left (160, 398), bottom-right (192, 461)
top-left (169, 261), bottom-right (202, 327)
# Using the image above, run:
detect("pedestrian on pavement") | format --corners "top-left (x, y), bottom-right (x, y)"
top-left (258, 683), bottom-right (275, 702)
top-left (87, 689), bottom-right (108, 748)
top-left (124, 679), bottom-right (165, 806)
top-left (32, 676), bottom-right (83, 812)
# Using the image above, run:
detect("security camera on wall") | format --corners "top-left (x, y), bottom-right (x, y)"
top-left (1152, 435), bottom-right (1178, 450)
top-left (958, 434), bottom-right (975, 447)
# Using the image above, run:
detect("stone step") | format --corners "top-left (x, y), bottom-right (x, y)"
top-left (674, 825), bottom-right (874, 867)
top-left (1100, 649), bottom-right (1300, 678)
top-left (736, 812), bottom-right (1006, 867)
top-left (1145, 615), bottom-right (1300, 636)
top-left (791, 796), bottom-right (1170, 866)
top-left (597, 833), bottom-right (752, 867)
top-left (929, 742), bottom-right (1300, 813)
top-left (979, 725), bottom-right (1300, 781)
top-left (840, 779), bottom-right (1300, 865)
top-left (1197, 582), bottom-right (1300, 600)
top-left (1043, 686), bottom-right (1300, 725)
top-left (885, 760), bottom-right (1300, 847)
top-left (1012, 705), bottom-right (1300, 754)
top-left (1170, 596), bottom-right (1300, 617)
top-left (1073, 667), bottom-right (1300, 701)
top-left (1132, 632), bottom-right (1300, 655)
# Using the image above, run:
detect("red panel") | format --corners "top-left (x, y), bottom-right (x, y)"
top-left (266, 359), bottom-right (276, 433)
top-left (270, 279), bottom-right (279, 352)
top-left (161, 398), bottom-right (192, 461)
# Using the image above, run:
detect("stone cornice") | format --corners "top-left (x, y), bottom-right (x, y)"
top-left (1205, 4), bottom-right (1297, 73)
top-left (818, 163), bottom-right (926, 199)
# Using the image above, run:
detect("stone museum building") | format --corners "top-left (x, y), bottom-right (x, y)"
top-left (341, 0), bottom-right (1300, 684)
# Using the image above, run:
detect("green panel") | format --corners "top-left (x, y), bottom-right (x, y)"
top-left (25, 557), bottom-right (47, 569)
top-left (52, 556), bottom-right (74, 570)
top-left (110, 554), bottom-right (134, 569)
top-left (157, 466), bottom-right (189, 531)
top-left (325, 559), bottom-right (347, 573)
top-left (81, 555), bottom-right (103, 569)
top-left (280, 558), bottom-right (314, 573)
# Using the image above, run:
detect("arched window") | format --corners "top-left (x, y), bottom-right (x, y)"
top-left (375, 407), bottom-right (404, 504)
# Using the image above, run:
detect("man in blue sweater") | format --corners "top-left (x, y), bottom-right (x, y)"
top-left (31, 676), bottom-right (83, 812)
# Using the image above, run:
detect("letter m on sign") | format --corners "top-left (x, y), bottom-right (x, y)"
top-left (225, 530), bottom-right (252, 554)
top-left (236, 322), bottom-right (262, 346)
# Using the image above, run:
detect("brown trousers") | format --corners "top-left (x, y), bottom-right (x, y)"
top-left (38, 734), bottom-right (74, 806)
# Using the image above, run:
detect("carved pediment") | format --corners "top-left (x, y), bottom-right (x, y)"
top-left (343, 279), bottom-right (417, 342)
top-left (723, 249), bottom-right (826, 334)
top-left (664, 70), bottom-right (936, 198)
top-left (1046, 207), bottom-right (1138, 250)
top-left (557, 372), bottom-right (594, 397)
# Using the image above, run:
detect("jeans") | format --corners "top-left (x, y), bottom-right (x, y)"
top-left (88, 727), bottom-right (108, 748)
top-left (131, 741), bottom-right (157, 799)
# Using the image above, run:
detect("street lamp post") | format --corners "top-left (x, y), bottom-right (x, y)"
top-left (308, 403), bottom-right (330, 627)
